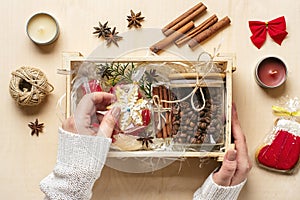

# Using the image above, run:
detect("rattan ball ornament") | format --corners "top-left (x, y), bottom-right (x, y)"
top-left (9, 66), bottom-right (54, 106)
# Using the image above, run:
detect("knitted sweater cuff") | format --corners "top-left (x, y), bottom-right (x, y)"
top-left (193, 173), bottom-right (246, 200)
top-left (57, 128), bottom-right (112, 171)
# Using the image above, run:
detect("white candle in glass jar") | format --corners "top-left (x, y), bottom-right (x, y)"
top-left (26, 13), bottom-right (59, 45)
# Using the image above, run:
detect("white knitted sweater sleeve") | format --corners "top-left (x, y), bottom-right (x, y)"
top-left (40, 128), bottom-right (111, 200)
top-left (40, 128), bottom-right (246, 200)
top-left (193, 173), bottom-right (246, 200)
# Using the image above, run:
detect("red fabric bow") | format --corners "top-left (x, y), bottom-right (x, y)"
top-left (249, 16), bottom-right (288, 49)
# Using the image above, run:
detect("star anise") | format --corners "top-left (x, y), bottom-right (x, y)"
top-left (105, 27), bottom-right (123, 47)
top-left (28, 119), bottom-right (44, 136)
top-left (127, 10), bottom-right (145, 28)
top-left (93, 21), bottom-right (111, 38)
top-left (137, 135), bottom-right (154, 148)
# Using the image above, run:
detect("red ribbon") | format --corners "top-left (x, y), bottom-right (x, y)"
top-left (249, 16), bottom-right (288, 49)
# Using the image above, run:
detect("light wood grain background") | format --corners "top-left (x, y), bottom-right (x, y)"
top-left (1, 0), bottom-right (300, 199)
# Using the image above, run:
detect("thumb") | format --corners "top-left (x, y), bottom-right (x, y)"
top-left (213, 149), bottom-right (237, 186)
top-left (97, 107), bottom-right (121, 138)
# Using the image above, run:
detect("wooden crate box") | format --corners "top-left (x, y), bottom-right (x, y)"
top-left (59, 52), bottom-right (236, 161)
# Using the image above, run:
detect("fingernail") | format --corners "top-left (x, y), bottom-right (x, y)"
top-left (111, 106), bottom-right (121, 119)
top-left (227, 150), bottom-right (237, 161)
top-left (232, 103), bottom-right (237, 112)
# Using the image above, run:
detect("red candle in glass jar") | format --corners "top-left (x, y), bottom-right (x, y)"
top-left (255, 57), bottom-right (287, 88)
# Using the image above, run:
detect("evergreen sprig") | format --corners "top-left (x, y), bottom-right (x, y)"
top-left (99, 62), bottom-right (158, 98)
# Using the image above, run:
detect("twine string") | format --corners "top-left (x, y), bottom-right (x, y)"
top-left (152, 51), bottom-right (218, 125)
top-left (152, 95), bottom-right (171, 129)
top-left (9, 66), bottom-right (54, 106)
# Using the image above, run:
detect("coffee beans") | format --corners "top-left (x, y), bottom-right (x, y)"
top-left (170, 87), bottom-right (225, 145)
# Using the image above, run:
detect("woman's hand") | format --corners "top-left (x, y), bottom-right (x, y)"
top-left (213, 103), bottom-right (252, 186)
top-left (62, 92), bottom-right (120, 138)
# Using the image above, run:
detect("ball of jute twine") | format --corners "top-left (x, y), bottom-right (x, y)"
top-left (9, 66), bottom-right (54, 106)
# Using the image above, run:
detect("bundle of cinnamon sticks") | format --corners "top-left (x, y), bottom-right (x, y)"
top-left (150, 2), bottom-right (231, 53)
top-left (152, 85), bottom-right (172, 138)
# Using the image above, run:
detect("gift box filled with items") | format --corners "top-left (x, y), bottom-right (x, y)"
top-left (60, 52), bottom-right (235, 162)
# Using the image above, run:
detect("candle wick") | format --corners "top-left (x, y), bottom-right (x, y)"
top-left (269, 70), bottom-right (278, 76)
top-left (38, 26), bottom-right (45, 34)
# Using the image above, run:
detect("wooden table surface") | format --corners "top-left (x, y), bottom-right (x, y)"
top-left (1, 0), bottom-right (299, 199)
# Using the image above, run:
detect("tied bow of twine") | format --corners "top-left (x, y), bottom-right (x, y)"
top-left (152, 51), bottom-right (218, 129)
top-left (249, 16), bottom-right (288, 49)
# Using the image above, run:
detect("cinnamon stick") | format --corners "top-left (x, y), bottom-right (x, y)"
top-left (162, 86), bottom-right (169, 110)
top-left (162, 86), bottom-right (171, 137)
top-left (152, 86), bottom-right (162, 138)
top-left (156, 130), bottom-right (163, 138)
top-left (175, 14), bottom-right (218, 46)
top-left (163, 3), bottom-right (207, 36)
top-left (152, 86), bottom-right (159, 97)
top-left (150, 21), bottom-right (194, 54)
top-left (158, 86), bottom-right (168, 138)
top-left (164, 87), bottom-right (172, 137)
top-left (188, 16), bottom-right (231, 48)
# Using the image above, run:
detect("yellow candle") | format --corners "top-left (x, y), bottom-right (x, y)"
top-left (26, 13), bottom-right (59, 45)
